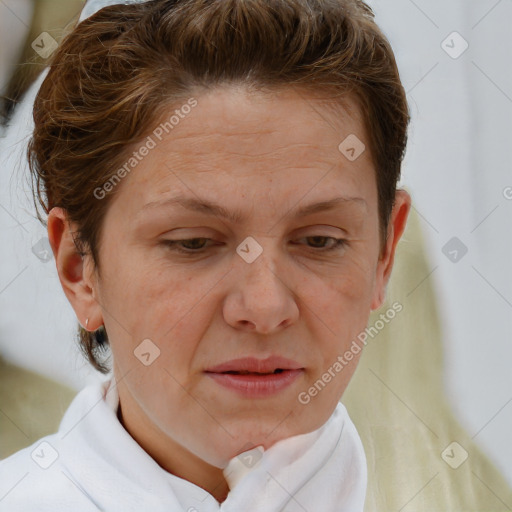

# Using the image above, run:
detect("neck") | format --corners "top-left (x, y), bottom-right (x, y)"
top-left (116, 395), bottom-right (230, 504)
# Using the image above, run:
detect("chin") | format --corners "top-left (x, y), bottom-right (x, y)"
top-left (230, 410), bottom-right (321, 447)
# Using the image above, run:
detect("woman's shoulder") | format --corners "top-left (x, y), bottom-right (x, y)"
top-left (0, 378), bottom-right (114, 511)
top-left (0, 377), bottom-right (180, 511)
top-left (0, 433), bottom-right (101, 511)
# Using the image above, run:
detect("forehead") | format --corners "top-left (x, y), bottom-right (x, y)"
top-left (108, 85), bottom-right (375, 220)
top-left (159, 85), bottom-right (365, 156)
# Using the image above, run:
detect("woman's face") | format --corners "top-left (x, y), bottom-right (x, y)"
top-left (58, 85), bottom-right (409, 468)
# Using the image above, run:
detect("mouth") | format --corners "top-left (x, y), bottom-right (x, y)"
top-left (204, 357), bottom-right (304, 397)
top-left (220, 369), bottom-right (287, 375)
top-left (205, 356), bottom-right (303, 374)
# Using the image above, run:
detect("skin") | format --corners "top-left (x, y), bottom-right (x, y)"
top-left (48, 85), bottom-right (410, 503)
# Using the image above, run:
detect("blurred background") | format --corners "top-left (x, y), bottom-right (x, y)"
top-left (0, 0), bottom-right (511, 508)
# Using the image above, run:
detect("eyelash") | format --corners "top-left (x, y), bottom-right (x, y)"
top-left (162, 236), bottom-right (347, 255)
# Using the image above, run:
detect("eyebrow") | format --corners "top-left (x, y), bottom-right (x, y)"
top-left (138, 194), bottom-right (367, 224)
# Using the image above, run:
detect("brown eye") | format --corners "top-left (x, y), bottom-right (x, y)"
top-left (294, 236), bottom-right (347, 252)
top-left (162, 238), bottom-right (213, 253)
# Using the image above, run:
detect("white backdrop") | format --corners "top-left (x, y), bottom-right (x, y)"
top-left (1, 0), bottom-right (511, 487)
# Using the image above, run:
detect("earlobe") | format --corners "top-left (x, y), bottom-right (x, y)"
top-left (47, 207), bottom-right (103, 330)
top-left (370, 189), bottom-right (411, 310)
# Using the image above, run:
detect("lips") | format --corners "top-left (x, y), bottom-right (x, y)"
top-left (204, 356), bottom-right (303, 375)
top-left (222, 369), bottom-right (284, 375)
top-left (205, 358), bottom-right (304, 398)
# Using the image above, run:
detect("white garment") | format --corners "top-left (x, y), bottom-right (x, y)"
top-left (0, 377), bottom-right (367, 511)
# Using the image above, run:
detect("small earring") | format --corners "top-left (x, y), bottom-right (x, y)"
top-left (85, 318), bottom-right (89, 329)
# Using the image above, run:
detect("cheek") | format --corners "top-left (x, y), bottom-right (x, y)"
top-left (94, 253), bottom-right (198, 356)
top-left (110, 261), bottom-right (220, 363)
top-left (302, 250), bottom-right (377, 305)
top-left (294, 252), bottom-right (377, 351)
top-left (317, 277), bottom-right (374, 341)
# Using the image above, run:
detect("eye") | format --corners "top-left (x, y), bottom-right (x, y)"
top-left (161, 238), bottom-right (214, 254)
top-left (293, 236), bottom-right (347, 252)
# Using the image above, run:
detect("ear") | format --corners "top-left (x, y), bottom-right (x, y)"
top-left (47, 207), bottom-right (103, 331)
top-left (371, 189), bottom-right (411, 310)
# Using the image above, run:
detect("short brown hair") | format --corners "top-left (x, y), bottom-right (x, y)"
top-left (28, 0), bottom-right (410, 373)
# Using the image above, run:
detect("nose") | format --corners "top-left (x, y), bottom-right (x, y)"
top-left (223, 242), bottom-right (299, 334)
